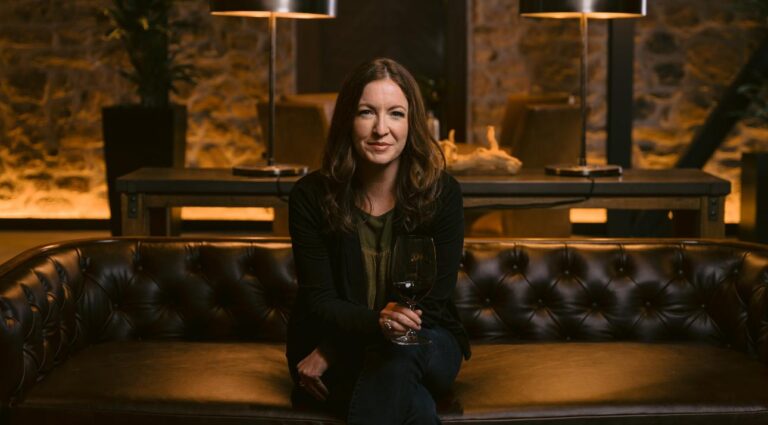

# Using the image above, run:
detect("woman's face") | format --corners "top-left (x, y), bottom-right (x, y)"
top-left (352, 78), bottom-right (409, 170)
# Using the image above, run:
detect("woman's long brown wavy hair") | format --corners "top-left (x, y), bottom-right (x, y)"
top-left (319, 58), bottom-right (446, 233)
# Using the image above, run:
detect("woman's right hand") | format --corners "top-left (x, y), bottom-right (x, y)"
top-left (297, 348), bottom-right (330, 401)
top-left (379, 301), bottom-right (422, 338)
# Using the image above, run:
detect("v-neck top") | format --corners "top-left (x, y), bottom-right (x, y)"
top-left (355, 208), bottom-right (395, 310)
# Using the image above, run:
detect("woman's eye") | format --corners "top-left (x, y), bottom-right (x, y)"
top-left (391, 110), bottom-right (406, 118)
top-left (358, 109), bottom-right (374, 116)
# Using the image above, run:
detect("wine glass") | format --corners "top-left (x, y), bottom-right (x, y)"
top-left (390, 235), bottom-right (436, 345)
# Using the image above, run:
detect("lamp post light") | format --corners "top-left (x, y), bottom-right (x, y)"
top-left (211, 0), bottom-right (337, 177)
top-left (520, 0), bottom-right (646, 177)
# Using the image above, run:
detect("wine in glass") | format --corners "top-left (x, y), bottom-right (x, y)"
top-left (390, 235), bottom-right (436, 345)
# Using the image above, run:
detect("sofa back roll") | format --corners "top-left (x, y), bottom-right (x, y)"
top-left (2, 238), bottom-right (768, 405)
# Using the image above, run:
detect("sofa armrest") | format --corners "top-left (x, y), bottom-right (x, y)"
top-left (0, 247), bottom-right (82, 406)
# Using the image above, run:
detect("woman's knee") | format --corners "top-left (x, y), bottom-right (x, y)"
top-left (364, 341), bottom-right (426, 373)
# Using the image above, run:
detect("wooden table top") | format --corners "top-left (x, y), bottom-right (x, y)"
top-left (116, 167), bottom-right (731, 197)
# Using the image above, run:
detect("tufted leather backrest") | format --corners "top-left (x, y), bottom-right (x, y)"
top-left (454, 241), bottom-right (768, 352)
top-left (2, 238), bottom-right (768, 405)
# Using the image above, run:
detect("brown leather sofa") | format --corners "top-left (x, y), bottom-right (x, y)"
top-left (2, 237), bottom-right (768, 424)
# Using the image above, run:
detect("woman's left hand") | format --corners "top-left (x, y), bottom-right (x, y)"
top-left (379, 301), bottom-right (422, 338)
top-left (296, 348), bottom-right (330, 401)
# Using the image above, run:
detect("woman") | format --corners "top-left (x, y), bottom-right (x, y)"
top-left (286, 58), bottom-right (470, 424)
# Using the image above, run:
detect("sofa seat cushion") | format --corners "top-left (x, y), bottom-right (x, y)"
top-left (447, 342), bottom-right (768, 424)
top-left (12, 341), bottom-right (768, 425)
top-left (12, 341), bottom-right (339, 425)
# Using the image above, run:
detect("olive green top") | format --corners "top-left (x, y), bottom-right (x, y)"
top-left (356, 208), bottom-right (395, 310)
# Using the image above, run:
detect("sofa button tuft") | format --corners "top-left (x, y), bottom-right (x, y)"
top-left (564, 270), bottom-right (570, 276)
top-left (484, 297), bottom-right (491, 305)
top-left (701, 303), bottom-right (706, 309)
top-left (592, 302), bottom-right (598, 308)
top-left (645, 301), bottom-right (651, 307)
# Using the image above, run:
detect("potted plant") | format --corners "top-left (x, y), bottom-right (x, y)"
top-left (102, 0), bottom-right (194, 235)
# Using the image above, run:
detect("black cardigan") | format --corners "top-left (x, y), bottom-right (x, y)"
top-left (285, 171), bottom-right (470, 372)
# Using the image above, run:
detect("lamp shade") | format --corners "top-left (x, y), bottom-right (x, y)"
top-left (519, 0), bottom-right (646, 19)
top-left (210, 0), bottom-right (336, 18)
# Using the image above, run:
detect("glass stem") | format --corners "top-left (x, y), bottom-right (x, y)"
top-left (406, 302), bottom-right (417, 337)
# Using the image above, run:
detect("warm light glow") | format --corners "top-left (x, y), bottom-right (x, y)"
top-left (209, 0), bottom-right (336, 18)
top-left (182, 207), bottom-right (274, 221)
top-left (210, 11), bottom-right (333, 18)
top-left (570, 208), bottom-right (607, 223)
top-left (520, 11), bottom-right (642, 18)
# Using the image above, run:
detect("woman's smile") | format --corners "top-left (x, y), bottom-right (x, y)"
top-left (367, 141), bottom-right (393, 152)
top-left (352, 78), bottom-right (409, 170)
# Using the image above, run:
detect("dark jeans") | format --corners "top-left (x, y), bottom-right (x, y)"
top-left (292, 326), bottom-right (463, 424)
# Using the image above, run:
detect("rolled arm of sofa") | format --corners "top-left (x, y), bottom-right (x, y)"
top-left (0, 247), bottom-right (83, 406)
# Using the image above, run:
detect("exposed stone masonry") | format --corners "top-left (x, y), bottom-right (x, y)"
top-left (472, 0), bottom-right (767, 223)
top-left (0, 0), bottom-right (765, 223)
top-left (0, 0), bottom-right (292, 218)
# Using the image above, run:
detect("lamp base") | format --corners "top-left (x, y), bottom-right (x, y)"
top-left (233, 163), bottom-right (309, 177)
top-left (545, 164), bottom-right (623, 177)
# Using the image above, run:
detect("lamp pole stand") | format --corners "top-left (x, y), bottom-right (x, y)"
top-left (545, 14), bottom-right (623, 177)
top-left (579, 13), bottom-right (588, 167)
top-left (233, 13), bottom-right (307, 177)
top-left (267, 11), bottom-right (276, 166)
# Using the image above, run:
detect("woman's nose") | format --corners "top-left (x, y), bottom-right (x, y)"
top-left (373, 116), bottom-right (389, 136)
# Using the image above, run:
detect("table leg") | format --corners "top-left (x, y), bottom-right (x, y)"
top-left (121, 193), bottom-right (149, 236)
top-left (698, 196), bottom-right (725, 238)
top-left (148, 207), bottom-right (182, 236)
top-left (272, 205), bottom-right (289, 236)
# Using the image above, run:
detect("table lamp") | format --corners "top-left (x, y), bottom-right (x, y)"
top-left (520, 0), bottom-right (646, 177)
top-left (210, 0), bottom-right (336, 177)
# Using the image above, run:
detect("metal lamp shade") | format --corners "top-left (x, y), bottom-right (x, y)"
top-left (520, 0), bottom-right (646, 19)
top-left (210, 0), bottom-right (336, 18)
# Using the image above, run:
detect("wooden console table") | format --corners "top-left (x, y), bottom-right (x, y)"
top-left (117, 167), bottom-right (730, 237)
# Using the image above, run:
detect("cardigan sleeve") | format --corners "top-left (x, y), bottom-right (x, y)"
top-left (418, 174), bottom-right (465, 325)
top-left (288, 176), bottom-right (381, 337)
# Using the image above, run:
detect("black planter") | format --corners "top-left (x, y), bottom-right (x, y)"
top-left (102, 104), bottom-right (186, 236)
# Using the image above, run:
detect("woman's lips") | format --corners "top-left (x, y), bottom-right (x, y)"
top-left (368, 142), bottom-right (391, 152)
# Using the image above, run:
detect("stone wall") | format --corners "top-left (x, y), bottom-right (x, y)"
top-left (0, 0), bottom-right (293, 219)
top-left (471, 0), bottom-right (768, 223)
top-left (0, 0), bottom-right (765, 223)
